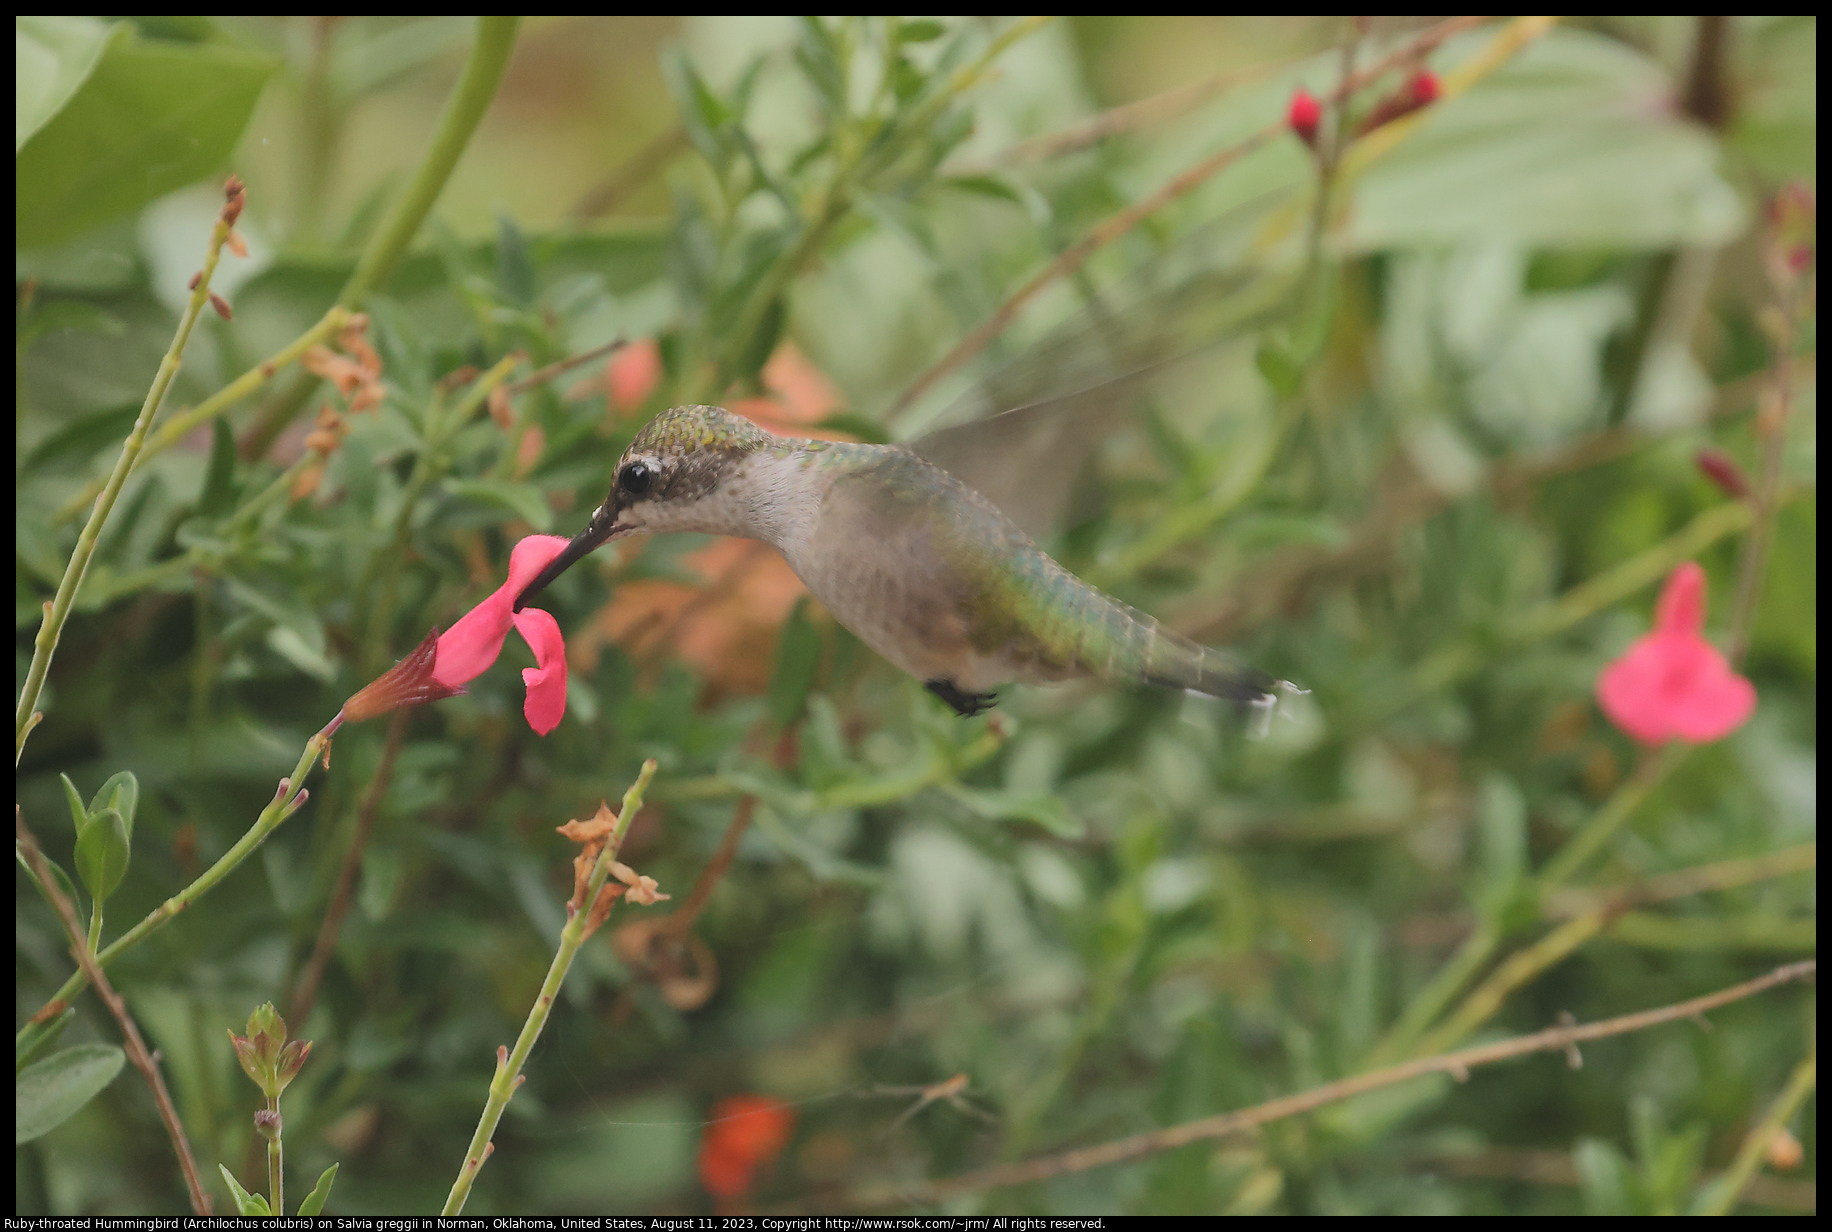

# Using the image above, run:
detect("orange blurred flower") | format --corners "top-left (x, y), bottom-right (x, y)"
top-left (698, 1095), bottom-right (794, 1202)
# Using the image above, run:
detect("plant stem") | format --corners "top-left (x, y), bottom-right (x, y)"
top-left (1537, 743), bottom-right (1686, 889)
top-left (1726, 276), bottom-right (1806, 663)
top-left (290, 711), bottom-right (408, 1026)
top-left (17, 194), bottom-right (235, 763)
top-left (843, 961), bottom-right (1816, 1208)
top-left (1694, 1040), bottom-right (1817, 1215)
top-left (52, 307), bottom-right (352, 526)
top-left (266, 1095), bottom-right (284, 1216)
top-left (1368, 744), bottom-right (1684, 1065)
top-left (359, 354), bottom-right (521, 676)
top-left (242, 16), bottom-right (522, 459)
top-left (20, 725), bottom-right (329, 1040)
top-left (1412, 914), bottom-right (1607, 1057)
top-left (887, 15), bottom-right (1491, 426)
top-left (15, 816), bottom-right (213, 1214)
top-left (442, 759), bottom-right (658, 1216)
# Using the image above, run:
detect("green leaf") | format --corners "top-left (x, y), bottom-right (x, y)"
top-left (17, 844), bottom-right (84, 920)
top-left (15, 1007), bottom-right (76, 1075)
top-left (87, 770), bottom-right (139, 842)
top-left (15, 298), bottom-right (125, 348)
top-left (1348, 28), bottom-right (1744, 251)
top-left (1255, 340), bottom-right (1303, 397)
top-left (947, 786), bottom-right (1085, 839)
top-left (15, 16), bottom-right (127, 152)
top-left (196, 418), bottom-right (238, 517)
top-left (794, 17), bottom-right (847, 118)
top-left (218, 1163), bottom-right (272, 1216)
top-left (15, 1044), bottom-right (126, 1143)
top-left (896, 18), bottom-right (947, 44)
top-left (74, 806), bottom-right (130, 904)
top-left (495, 212), bottom-right (535, 306)
top-left (16, 29), bottom-right (279, 249)
top-left (727, 294), bottom-right (786, 386)
top-left (297, 1162), bottom-right (339, 1216)
top-left (58, 772), bottom-right (89, 834)
top-left (443, 478), bottom-right (555, 531)
top-left (21, 402), bottom-right (139, 472)
top-left (768, 598), bottom-right (824, 728)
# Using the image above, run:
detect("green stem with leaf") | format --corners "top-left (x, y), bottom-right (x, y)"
top-left (20, 726), bottom-right (330, 1043)
top-left (443, 760), bottom-right (658, 1216)
top-left (17, 192), bottom-right (235, 763)
top-left (242, 16), bottom-right (522, 459)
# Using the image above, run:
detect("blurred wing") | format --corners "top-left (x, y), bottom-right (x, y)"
top-left (906, 201), bottom-right (1295, 540)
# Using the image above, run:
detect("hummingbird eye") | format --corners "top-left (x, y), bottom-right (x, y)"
top-left (618, 460), bottom-right (655, 497)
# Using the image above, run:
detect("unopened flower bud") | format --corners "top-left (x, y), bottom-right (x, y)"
top-left (222, 175), bottom-right (246, 228)
top-left (1694, 448), bottom-right (1749, 499)
top-left (1357, 69), bottom-right (1444, 136)
top-left (228, 1002), bottom-right (313, 1100)
top-left (254, 1108), bottom-right (283, 1142)
top-left (1288, 89), bottom-right (1323, 149)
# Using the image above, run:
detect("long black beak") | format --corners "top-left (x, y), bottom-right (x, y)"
top-left (512, 501), bottom-right (621, 612)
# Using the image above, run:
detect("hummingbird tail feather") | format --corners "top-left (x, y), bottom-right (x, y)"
top-left (1142, 635), bottom-right (1278, 704)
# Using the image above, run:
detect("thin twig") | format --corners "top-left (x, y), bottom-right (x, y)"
top-left (949, 56), bottom-right (1300, 172)
top-left (240, 16), bottom-right (522, 460)
top-left (19, 179), bottom-right (241, 760)
top-left (51, 306), bottom-right (354, 526)
top-left (886, 15), bottom-right (1489, 422)
top-left (1697, 1041), bottom-right (1818, 1215)
top-left (841, 961), bottom-right (1816, 1208)
top-left (660, 795), bottom-right (757, 939)
top-left (1546, 843), bottom-right (1817, 919)
top-left (443, 760), bottom-right (660, 1216)
top-left (569, 126), bottom-right (689, 221)
top-left (1412, 1146), bottom-right (1816, 1213)
top-left (289, 710), bottom-right (410, 1026)
top-left (1726, 270), bottom-right (1809, 663)
top-left (21, 725), bottom-right (330, 1040)
top-left (16, 814), bottom-right (213, 1214)
top-left (500, 337), bottom-right (629, 397)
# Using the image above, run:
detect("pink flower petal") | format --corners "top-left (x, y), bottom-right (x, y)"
top-left (1653, 561), bottom-right (1705, 638)
top-left (512, 607), bottom-right (568, 735)
top-left (1595, 564), bottom-right (1756, 745)
top-left (433, 535), bottom-right (571, 688)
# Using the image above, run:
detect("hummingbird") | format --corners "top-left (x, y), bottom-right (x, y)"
top-left (513, 404), bottom-right (1281, 717)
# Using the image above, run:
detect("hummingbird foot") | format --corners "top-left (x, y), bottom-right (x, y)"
top-left (925, 679), bottom-right (998, 718)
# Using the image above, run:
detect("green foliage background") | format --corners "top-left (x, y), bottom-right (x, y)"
top-left (16, 15), bottom-right (1817, 1216)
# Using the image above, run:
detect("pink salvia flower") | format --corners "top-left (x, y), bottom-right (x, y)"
top-left (433, 535), bottom-right (573, 735)
top-left (1595, 563), bottom-right (1755, 744)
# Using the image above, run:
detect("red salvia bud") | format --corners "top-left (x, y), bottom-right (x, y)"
top-left (187, 271), bottom-right (201, 291)
top-left (1695, 448), bottom-right (1750, 499)
top-left (1287, 89), bottom-right (1322, 149)
top-left (209, 293), bottom-right (233, 320)
top-left (1357, 69), bottom-right (1444, 136)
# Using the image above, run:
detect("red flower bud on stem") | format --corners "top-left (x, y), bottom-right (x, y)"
top-left (1694, 448), bottom-right (1750, 499)
top-left (1287, 88), bottom-right (1323, 149)
top-left (1357, 69), bottom-right (1443, 136)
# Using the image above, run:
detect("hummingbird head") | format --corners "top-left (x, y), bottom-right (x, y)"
top-left (512, 405), bottom-right (773, 611)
